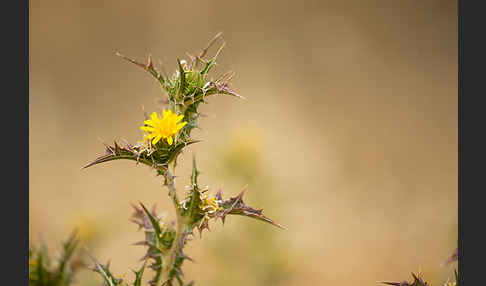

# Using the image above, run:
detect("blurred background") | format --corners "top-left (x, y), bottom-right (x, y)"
top-left (29, 0), bottom-right (458, 285)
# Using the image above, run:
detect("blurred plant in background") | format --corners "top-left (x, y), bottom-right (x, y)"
top-left (202, 128), bottom-right (293, 286)
top-left (381, 247), bottom-right (459, 286)
top-left (29, 231), bottom-right (85, 286)
top-left (67, 215), bottom-right (102, 246)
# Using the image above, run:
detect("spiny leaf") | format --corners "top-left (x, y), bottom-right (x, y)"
top-left (140, 203), bottom-right (162, 238)
top-left (177, 58), bottom-right (186, 98)
top-left (200, 58), bottom-right (216, 76)
top-left (87, 252), bottom-right (123, 286)
top-left (191, 155), bottom-right (200, 186)
top-left (381, 272), bottom-right (429, 286)
top-left (131, 261), bottom-right (147, 286)
top-left (214, 188), bottom-right (286, 230)
top-left (83, 140), bottom-right (200, 172)
top-left (195, 35), bottom-right (225, 75)
top-left (199, 32), bottom-right (223, 59)
top-left (445, 247), bottom-right (458, 265)
top-left (82, 141), bottom-right (155, 170)
top-left (147, 257), bottom-right (163, 286)
top-left (181, 156), bottom-right (204, 227)
top-left (116, 52), bottom-right (166, 86)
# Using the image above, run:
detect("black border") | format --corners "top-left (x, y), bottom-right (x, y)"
top-left (459, 0), bottom-right (485, 285)
top-left (4, 0), bottom-right (29, 283)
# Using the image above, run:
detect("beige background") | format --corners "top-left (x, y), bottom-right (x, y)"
top-left (30, 1), bottom-right (458, 285)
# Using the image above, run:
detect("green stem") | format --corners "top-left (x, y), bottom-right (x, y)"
top-left (160, 168), bottom-right (184, 286)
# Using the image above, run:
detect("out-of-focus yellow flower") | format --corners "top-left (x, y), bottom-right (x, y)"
top-left (140, 109), bottom-right (187, 146)
top-left (29, 257), bottom-right (37, 268)
top-left (69, 215), bottom-right (99, 243)
top-left (229, 128), bottom-right (262, 156)
top-left (445, 282), bottom-right (456, 286)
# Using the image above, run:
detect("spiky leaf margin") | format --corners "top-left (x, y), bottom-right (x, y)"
top-left (131, 203), bottom-right (193, 286)
top-left (88, 254), bottom-right (124, 286)
top-left (213, 188), bottom-right (286, 230)
top-left (83, 140), bottom-right (200, 173)
top-left (381, 272), bottom-right (429, 286)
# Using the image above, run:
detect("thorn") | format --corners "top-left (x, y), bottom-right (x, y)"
top-left (215, 189), bottom-right (223, 201)
top-left (199, 32), bottom-right (224, 59)
top-left (146, 55), bottom-right (153, 70)
top-left (132, 241), bottom-right (148, 246)
top-left (213, 41), bottom-right (226, 60)
top-left (115, 51), bottom-right (146, 69)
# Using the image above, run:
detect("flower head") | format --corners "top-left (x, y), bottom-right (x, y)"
top-left (200, 194), bottom-right (222, 214)
top-left (141, 109), bottom-right (187, 146)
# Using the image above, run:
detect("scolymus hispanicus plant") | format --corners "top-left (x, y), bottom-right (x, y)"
top-left (83, 33), bottom-right (285, 286)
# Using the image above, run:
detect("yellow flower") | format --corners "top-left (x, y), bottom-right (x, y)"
top-left (201, 195), bottom-right (222, 214)
top-left (140, 109), bottom-right (187, 146)
top-left (29, 257), bottom-right (37, 268)
top-left (68, 214), bottom-right (99, 243)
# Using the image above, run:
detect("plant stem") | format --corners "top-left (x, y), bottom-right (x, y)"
top-left (160, 169), bottom-right (183, 286)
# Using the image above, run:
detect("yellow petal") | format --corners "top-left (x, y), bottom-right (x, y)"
top-left (150, 112), bottom-right (158, 120)
top-left (152, 135), bottom-right (162, 145)
top-left (175, 122), bottom-right (187, 131)
top-left (140, 126), bottom-right (154, 132)
top-left (166, 136), bottom-right (173, 145)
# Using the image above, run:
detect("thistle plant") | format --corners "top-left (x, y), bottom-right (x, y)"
top-left (29, 231), bottom-right (84, 286)
top-left (380, 247), bottom-right (459, 286)
top-left (82, 33), bottom-right (284, 286)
